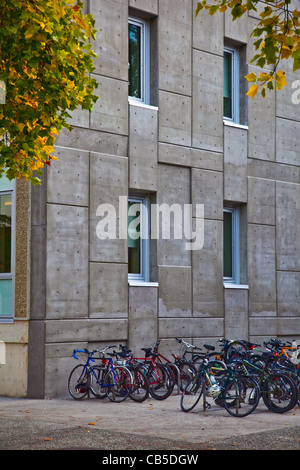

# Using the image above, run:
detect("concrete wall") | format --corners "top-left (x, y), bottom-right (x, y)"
top-left (24, 0), bottom-right (300, 398)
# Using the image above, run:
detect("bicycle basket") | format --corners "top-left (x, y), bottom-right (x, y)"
top-left (291, 349), bottom-right (300, 365)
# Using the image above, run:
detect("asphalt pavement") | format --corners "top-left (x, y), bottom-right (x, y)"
top-left (0, 393), bottom-right (299, 455)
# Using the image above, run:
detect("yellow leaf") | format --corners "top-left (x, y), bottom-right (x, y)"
top-left (276, 70), bottom-right (287, 90)
top-left (246, 84), bottom-right (259, 98)
top-left (245, 72), bottom-right (257, 83)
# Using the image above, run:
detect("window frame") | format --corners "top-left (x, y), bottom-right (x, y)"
top-left (223, 46), bottom-right (240, 124)
top-left (128, 16), bottom-right (150, 105)
top-left (0, 178), bottom-right (15, 322)
top-left (128, 195), bottom-right (150, 283)
top-left (223, 207), bottom-right (240, 284)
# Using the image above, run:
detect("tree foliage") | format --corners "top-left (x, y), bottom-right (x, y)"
top-left (196, 0), bottom-right (300, 98)
top-left (0, 0), bottom-right (98, 184)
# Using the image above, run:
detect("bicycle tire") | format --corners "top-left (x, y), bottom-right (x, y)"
top-left (225, 341), bottom-right (248, 362)
top-left (223, 376), bottom-right (260, 417)
top-left (147, 363), bottom-right (174, 400)
top-left (262, 373), bottom-right (298, 413)
top-left (128, 367), bottom-right (149, 402)
top-left (68, 364), bottom-right (91, 400)
top-left (180, 376), bottom-right (204, 412)
top-left (105, 366), bottom-right (132, 402)
top-left (178, 361), bottom-right (197, 391)
top-left (90, 365), bottom-right (108, 399)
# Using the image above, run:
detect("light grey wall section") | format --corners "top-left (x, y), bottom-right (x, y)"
top-left (129, 103), bottom-right (158, 190)
top-left (224, 288), bottom-right (248, 339)
top-left (128, 286), bottom-right (158, 352)
top-left (129, 0), bottom-right (158, 14)
top-left (192, 49), bottom-right (223, 152)
top-left (224, 125), bottom-right (248, 202)
top-left (46, 204), bottom-right (89, 319)
top-left (45, 319), bottom-right (128, 343)
top-left (158, 266), bottom-right (192, 317)
top-left (90, 152), bottom-right (128, 263)
top-left (192, 168), bottom-right (223, 220)
top-left (193, 0), bottom-right (223, 54)
top-left (159, 91), bottom-right (191, 146)
top-left (248, 224), bottom-right (276, 317)
top-left (158, 0), bottom-right (192, 95)
top-left (248, 177), bottom-right (275, 226)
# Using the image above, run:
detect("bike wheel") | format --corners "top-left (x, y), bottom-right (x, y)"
top-left (178, 361), bottom-right (197, 391)
top-left (68, 364), bottom-right (91, 400)
top-left (90, 366), bottom-right (108, 399)
top-left (223, 376), bottom-right (260, 417)
top-left (147, 363), bottom-right (174, 400)
top-left (225, 341), bottom-right (248, 362)
top-left (129, 367), bottom-right (149, 402)
top-left (262, 373), bottom-right (298, 413)
top-left (106, 366), bottom-right (132, 403)
top-left (180, 376), bottom-right (204, 412)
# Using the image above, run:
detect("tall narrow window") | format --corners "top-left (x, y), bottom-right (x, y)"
top-left (0, 175), bottom-right (14, 320)
top-left (128, 17), bottom-right (149, 104)
top-left (223, 46), bottom-right (239, 123)
top-left (128, 195), bottom-right (149, 282)
top-left (223, 207), bottom-right (240, 284)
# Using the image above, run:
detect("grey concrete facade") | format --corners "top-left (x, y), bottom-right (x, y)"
top-left (24, 0), bottom-right (300, 398)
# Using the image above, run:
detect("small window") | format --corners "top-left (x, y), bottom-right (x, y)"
top-left (223, 207), bottom-right (240, 284)
top-left (128, 195), bottom-right (149, 282)
top-left (0, 175), bottom-right (14, 320)
top-left (223, 46), bottom-right (240, 123)
top-left (128, 17), bottom-right (150, 104)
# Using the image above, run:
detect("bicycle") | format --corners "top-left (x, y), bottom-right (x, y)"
top-left (152, 339), bottom-right (198, 391)
top-left (119, 344), bottom-right (175, 400)
top-left (232, 357), bottom-right (298, 413)
top-left (207, 338), bottom-right (249, 363)
top-left (112, 347), bottom-right (150, 402)
top-left (180, 358), bottom-right (260, 417)
top-left (68, 346), bottom-right (132, 402)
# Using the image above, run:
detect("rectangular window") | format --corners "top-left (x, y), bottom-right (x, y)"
top-left (223, 46), bottom-right (240, 123)
top-left (128, 17), bottom-right (150, 104)
top-left (223, 207), bottom-right (240, 284)
top-left (128, 195), bottom-right (149, 282)
top-left (0, 175), bottom-right (14, 320)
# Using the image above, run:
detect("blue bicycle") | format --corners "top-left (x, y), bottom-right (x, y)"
top-left (68, 346), bottom-right (132, 402)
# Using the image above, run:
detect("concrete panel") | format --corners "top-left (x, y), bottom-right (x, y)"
top-left (277, 271), bottom-right (300, 317)
top-left (192, 219), bottom-right (223, 317)
top-left (129, 103), bottom-right (158, 191)
top-left (48, 147), bottom-right (89, 206)
top-left (129, 0), bottom-right (158, 14)
top-left (276, 117), bottom-right (300, 166)
top-left (158, 143), bottom-right (223, 172)
top-left (249, 317), bottom-right (277, 336)
top-left (224, 288), bottom-right (249, 339)
top-left (128, 286), bottom-right (158, 353)
top-left (224, 7), bottom-right (248, 43)
top-left (248, 68), bottom-right (276, 161)
top-left (55, 128), bottom-right (128, 157)
top-left (158, 317), bottom-right (224, 338)
top-left (247, 158), bottom-right (300, 185)
top-left (90, 153), bottom-right (128, 263)
top-left (158, 266), bottom-right (192, 317)
top-left (192, 49), bottom-right (223, 152)
top-left (159, 0), bottom-right (192, 95)
top-left (45, 319), bottom-right (128, 343)
top-left (90, 0), bottom-right (128, 80)
top-left (46, 205), bottom-right (89, 319)
top-left (248, 177), bottom-right (275, 225)
top-left (277, 317), bottom-right (300, 336)
top-left (89, 263), bottom-right (128, 318)
top-left (192, 168), bottom-right (223, 220)
top-left (224, 124), bottom-right (248, 202)
top-left (193, 0), bottom-right (223, 55)
top-left (159, 91), bottom-right (191, 146)
top-left (248, 224), bottom-right (276, 317)
top-left (90, 75), bottom-right (128, 136)
top-left (276, 182), bottom-right (300, 271)
top-left (156, 164), bottom-right (191, 266)
top-left (276, 58), bottom-right (300, 122)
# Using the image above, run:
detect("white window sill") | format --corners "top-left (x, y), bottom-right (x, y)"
top-left (223, 120), bottom-right (248, 130)
top-left (223, 283), bottom-right (249, 289)
top-left (128, 280), bottom-right (159, 287)
top-left (128, 98), bottom-right (158, 111)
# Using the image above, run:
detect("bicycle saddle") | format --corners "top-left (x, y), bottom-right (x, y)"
top-left (141, 347), bottom-right (157, 358)
top-left (203, 344), bottom-right (215, 351)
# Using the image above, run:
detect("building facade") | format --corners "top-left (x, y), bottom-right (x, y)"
top-left (0, 0), bottom-right (299, 398)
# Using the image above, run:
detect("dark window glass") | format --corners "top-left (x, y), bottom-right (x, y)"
top-left (129, 23), bottom-right (141, 99)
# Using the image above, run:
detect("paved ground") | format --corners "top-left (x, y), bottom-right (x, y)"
top-left (0, 393), bottom-right (299, 454)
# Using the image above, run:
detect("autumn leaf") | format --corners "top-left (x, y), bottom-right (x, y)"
top-left (247, 84), bottom-right (259, 98)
